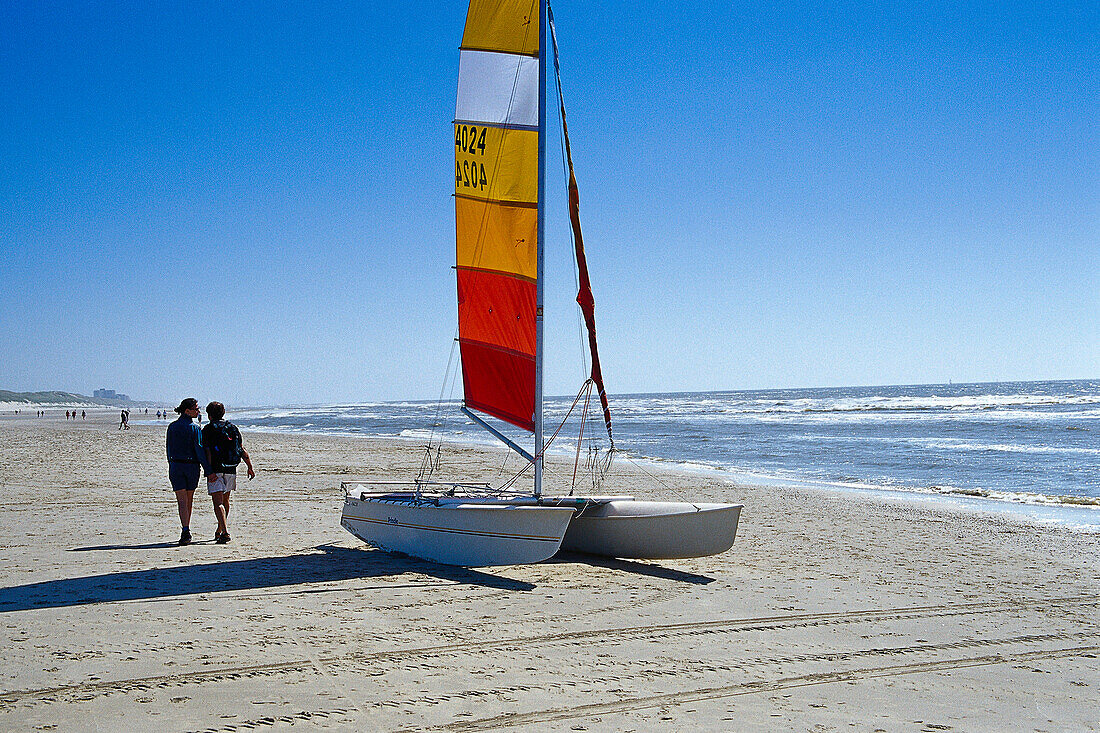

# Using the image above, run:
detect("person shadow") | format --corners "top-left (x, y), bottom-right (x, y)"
top-left (0, 544), bottom-right (534, 614)
top-left (71, 541), bottom-right (182, 551)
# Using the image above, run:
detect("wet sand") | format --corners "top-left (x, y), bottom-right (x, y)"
top-left (0, 412), bottom-right (1097, 731)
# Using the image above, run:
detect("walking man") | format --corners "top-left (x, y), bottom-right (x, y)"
top-left (202, 402), bottom-right (255, 543)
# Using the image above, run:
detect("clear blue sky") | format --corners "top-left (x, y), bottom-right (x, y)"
top-left (2, 1), bottom-right (1097, 405)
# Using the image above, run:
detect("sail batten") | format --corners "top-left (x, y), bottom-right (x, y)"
top-left (456, 0), bottom-right (540, 434)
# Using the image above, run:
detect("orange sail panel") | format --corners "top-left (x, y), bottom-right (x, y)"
top-left (456, 0), bottom-right (539, 432)
top-left (455, 197), bottom-right (537, 280)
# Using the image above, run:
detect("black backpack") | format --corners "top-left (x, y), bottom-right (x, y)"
top-left (208, 421), bottom-right (243, 468)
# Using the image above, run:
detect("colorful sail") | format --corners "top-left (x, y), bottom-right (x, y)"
top-left (455, 0), bottom-right (540, 431)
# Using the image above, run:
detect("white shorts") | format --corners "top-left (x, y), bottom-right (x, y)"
top-left (208, 473), bottom-right (237, 495)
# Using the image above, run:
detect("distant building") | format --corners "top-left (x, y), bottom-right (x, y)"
top-left (94, 389), bottom-right (130, 401)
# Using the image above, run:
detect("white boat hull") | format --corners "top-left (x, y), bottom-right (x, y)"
top-left (560, 500), bottom-right (742, 560)
top-left (341, 493), bottom-right (574, 567)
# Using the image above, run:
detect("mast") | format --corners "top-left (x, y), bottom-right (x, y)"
top-left (533, 0), bottom-right (546, 497)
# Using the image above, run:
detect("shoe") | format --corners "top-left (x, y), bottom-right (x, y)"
top-left (215, 532), bottom-right (230, 544)
top-left (178, 530), bottom-right (192, 546)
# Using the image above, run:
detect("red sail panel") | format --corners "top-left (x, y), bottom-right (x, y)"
top-left (459, 340), bottom-right (535, 431)
top-left (457, 268), bottom-right (536, 356)
top-left (457, 268), bottom-right (536, 429)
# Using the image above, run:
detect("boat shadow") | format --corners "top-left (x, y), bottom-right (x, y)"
top-left (551, 551), bottom-right (716, 585)
top-left (0, 544), bottom-right (535, 614)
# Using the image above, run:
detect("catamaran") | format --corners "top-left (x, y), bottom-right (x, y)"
top-left (341, 0), bottom-right (741, 566)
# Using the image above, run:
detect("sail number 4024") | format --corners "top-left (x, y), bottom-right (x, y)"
top-left (456, 124), bottom-right (486, 155)
top-left (457, 160), bottom-right (488, 191)
top-left (456, 124), bottom-right (488, 191)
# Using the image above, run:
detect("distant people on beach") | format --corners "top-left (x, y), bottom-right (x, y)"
top-left (202, 401), bottom-right (255, 544)
top-left (166, 398), bottom-right (215, 546)
top-left (119, 409), bottom-right (130, 429)
top-left (81, 410), bottom-right (86, 420)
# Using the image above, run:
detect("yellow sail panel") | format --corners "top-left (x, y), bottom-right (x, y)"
top-left (454, 124), bottom-right (537, 203)
top-left (456, 197), bottom-right (537, 281)
top-left (462, 0), bottom-right (538, 56)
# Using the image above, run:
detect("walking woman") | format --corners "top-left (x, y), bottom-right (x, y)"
top-left (166, 398), bottom-right (215, 545)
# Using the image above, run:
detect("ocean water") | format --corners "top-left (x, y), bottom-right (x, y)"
top-left (226, 379), bottom-right (1099, 518)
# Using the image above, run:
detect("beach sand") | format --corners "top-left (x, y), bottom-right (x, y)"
top-left (0, 412), bottom-right (1097, 731)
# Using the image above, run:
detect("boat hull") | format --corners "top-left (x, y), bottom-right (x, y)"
top-left (560, 500), bottom-right (742, 559)
top-left (341, 494), bottom-right (574, 567)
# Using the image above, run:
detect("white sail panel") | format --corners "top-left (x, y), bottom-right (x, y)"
top-left (456, 50), bottom-right (539, 128)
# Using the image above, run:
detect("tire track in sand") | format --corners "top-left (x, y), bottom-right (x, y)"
top-left (1, 594), bottom-right (1094, 710)
top-left (191, 643), bottom-right (1100, 732)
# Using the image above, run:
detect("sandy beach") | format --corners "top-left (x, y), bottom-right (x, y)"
top-left (0, 412), bottom-right (1097, 731)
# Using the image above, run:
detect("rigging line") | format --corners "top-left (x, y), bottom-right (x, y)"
top-left (497, 455), bottom-right (532, 492)
top-left (542, 380), bottom-right (590, 454)
top-left (619, 451), bottom-right (675, 493)
top-left (570, 380), bottom-right (593, 494)
top-left (548, 32), bottom-right (588, 382)
top-left (498, 440), bottom-right (592, 494)
top-left (548, 0), bottom-right (614, 448)
top-left (419, 327), bottom-right (461, 483)
top-left (547, 3), bottom-right (589, 381)
top-left (498, 380), bottom-right (592, 492)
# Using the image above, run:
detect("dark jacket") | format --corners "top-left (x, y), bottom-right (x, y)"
top-left (166, 415), bottom-right (213, 474)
